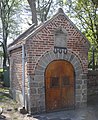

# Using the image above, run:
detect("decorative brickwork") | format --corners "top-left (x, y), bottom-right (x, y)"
top-left (8, 8), bottom-right (90, 114)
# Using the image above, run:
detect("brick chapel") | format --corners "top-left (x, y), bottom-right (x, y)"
top-left (8, 8), bottom-right (90, 114)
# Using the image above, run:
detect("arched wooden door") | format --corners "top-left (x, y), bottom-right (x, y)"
top-left (45, 60), bottom-right (75, 112)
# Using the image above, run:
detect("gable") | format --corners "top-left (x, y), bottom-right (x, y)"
top-left (8, 8), bottom-right (90, 50)
top-left (24, 8), bottom-right (90, 49)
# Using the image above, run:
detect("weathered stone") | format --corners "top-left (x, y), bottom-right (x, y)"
top-left (76, 80), bottom-right (82, 84)
top-left (31, 88), bottom-right (37, 94)
top-left (38, 87), bottom-right (45, 94)
top-left (82, 95), bottom-right (87, 101)
top-left (39, 106), bottom-right (45, 112)
top-left (74, 65), bottom-right (81, 71)
top-left (76, 70), bottom-right (82, 76)
top-left (32, 82), bottom-right (39, 87)
top-left (58, 52), bottom-right (62, 59)
top-left (49, 51), bottom-right (56, 60)
top-left (66, 53), bottom-right (71, 61)
top-left (35, 69), bottom-right (44, 75)
top-left (39, 60), bottom-right (47, 68)
top-left (39, 95), bottom-right (45, 101)
top-left (54, 52), bottom-right (59, 59)
top-left (39, 82), bottom-right (44, 87)
top-left (82, 74), bottom-right (87, 79)
top-left (76, 84), bottom-right (81, 89)
top-left (83, 89), bottom-right (87, 94)
top-left (43, 56), bottom-right (50, 65)
top-left (36, 66), bottom-right (45, 72)
top-left (69, 54), bottom-right (74, 62)
top-left (76, 89), bottom-right (82, 94)
top-left (63, 54), bottom-right (68, 60)
top-left (76, 96), bottom-right (81, 102)
top-left (84, 79), bottom-right (87, 84)
top-left (75, 102), bottom-right (80, 108)
top-left (71, 57), bottom-right (77, 65)
top-left (82, 85), bottom-right (87, 89)
top-left (34, 75), bottom-right (44, 81)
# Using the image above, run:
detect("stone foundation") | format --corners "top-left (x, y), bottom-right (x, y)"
top-left (30, 50), bottom-right (87, 114)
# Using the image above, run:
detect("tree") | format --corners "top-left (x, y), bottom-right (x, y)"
top-left (27, 0), bottom-right (64, 24)
top-left (65, 0), bottom-right (98, 48)
top-left (92, 0), bottom-right (98, 7)
top-left (64, 0), bottom-right (98, 69)
top-left (0, 0), bottom-right (21, 70)
top-left (65, 0), bottom-right (98, 68)
top-left (27, 0), bottom-right (37, 25)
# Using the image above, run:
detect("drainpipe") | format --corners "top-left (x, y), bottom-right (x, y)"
top-left (22, 44), bottom-right (25, 109)
top-left (8, 44), bottom-right (27, 113)
top-left (28, 75), bottom-right (31, 115)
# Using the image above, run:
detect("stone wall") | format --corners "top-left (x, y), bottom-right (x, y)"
top-left (29, 50), bottom-right (88, 114)
top-left (87, 70), bottom-right (98, 95)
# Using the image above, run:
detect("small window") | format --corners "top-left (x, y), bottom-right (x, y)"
top-left (50, 77), bottom-right (59, 88)
top-left (62, 76), bottom-right (70, 86)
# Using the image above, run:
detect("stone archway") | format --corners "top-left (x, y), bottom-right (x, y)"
top-left (32, 50), bottom-right (87, 113)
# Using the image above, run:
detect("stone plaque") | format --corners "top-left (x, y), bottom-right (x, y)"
top-left (54, 28), bottom-right (67, 47)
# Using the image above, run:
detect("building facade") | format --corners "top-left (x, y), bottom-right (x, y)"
top-left (8, 8), bottom-right (90, 114)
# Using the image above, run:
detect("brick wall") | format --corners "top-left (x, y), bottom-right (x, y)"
top-left (9, 47), bottom-right (28, 106)
top-left (26, 14), bottom-right (89, 76)
top-left (9, 10), bottom-right (89, 114)
top-left (10, 48), bottom-right (22, 91)
top-left (25, 13), bottom-right (89, 113)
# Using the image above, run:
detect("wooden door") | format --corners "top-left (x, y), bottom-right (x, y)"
top-left (45, 60), bottom-right (75, 112)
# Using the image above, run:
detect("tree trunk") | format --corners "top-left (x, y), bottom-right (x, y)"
top-left (27, 0), bottom-right (38, 25)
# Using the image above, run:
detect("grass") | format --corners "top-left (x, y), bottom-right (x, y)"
top-left (0, 87), bottom-right (17, 105)
top-left (0, 87), bottom-right (10, 102)
top-left (0, 68), bottom-right (3, 72)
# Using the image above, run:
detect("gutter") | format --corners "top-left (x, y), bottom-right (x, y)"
top-left (8, 44), bottom-right (22, 52)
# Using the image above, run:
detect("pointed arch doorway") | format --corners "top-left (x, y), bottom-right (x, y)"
top-left (45, 60), bottom-right (75, 112)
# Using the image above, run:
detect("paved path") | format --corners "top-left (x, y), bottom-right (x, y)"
top-left (32, 95), bottom-right (98, 120)
top-left (33, 106), bottom-right (98, 120)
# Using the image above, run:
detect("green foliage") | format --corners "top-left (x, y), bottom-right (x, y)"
top-left (0, 0), bottom-right (21, 68)
top-left (65, 0), bottom-right (98, 47)
top-left (64, 0), bottom-right (98, 69)
top-left (0, 0), bottom-right (22, 41)
top-left (0, 51), bottom-right (3, 57)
